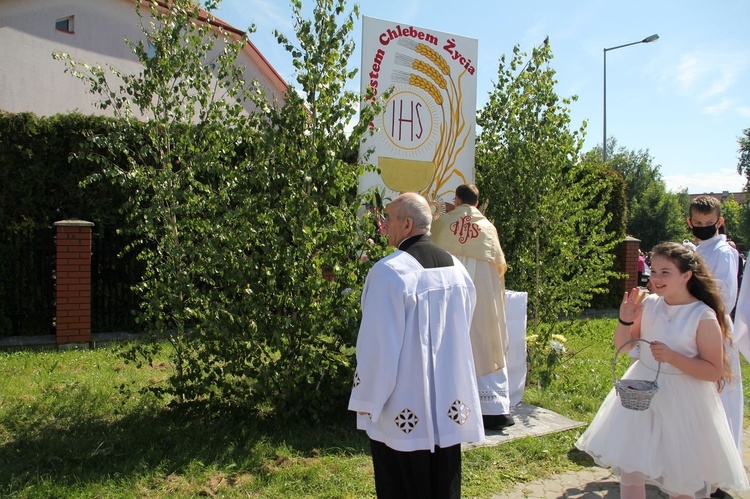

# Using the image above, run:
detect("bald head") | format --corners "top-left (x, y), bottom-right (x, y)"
top-left (392, 193), bottom-right (432, 233)
top-left (383, 192), bottom-right (433, 247)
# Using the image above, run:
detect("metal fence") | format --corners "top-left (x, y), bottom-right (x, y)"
top-left (0, 226), bottom-right (141, 337)
top-left (91, 229), bottom-right (140, 334)
top-left (0, 227), bottom-right (56, 337)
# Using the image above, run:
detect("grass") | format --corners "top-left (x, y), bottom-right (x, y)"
top-left (1, 317), bottom-right (747, 498)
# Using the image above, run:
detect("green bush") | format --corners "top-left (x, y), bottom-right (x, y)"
top-left (0, 112), bottom-right (142, 337)
top-left (477, 39), bottom-right (621, 328)
top-left (54, 0), bottom-right (386, 421)
top-left (0, 112), bottom-right (129, 230)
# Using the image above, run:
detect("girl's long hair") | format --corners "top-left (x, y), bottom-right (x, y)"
top-left (651, 242), bottom-right (732, 390)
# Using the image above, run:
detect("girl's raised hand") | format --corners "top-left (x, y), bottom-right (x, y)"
top-left (620, 287), bottom-right (646, 324)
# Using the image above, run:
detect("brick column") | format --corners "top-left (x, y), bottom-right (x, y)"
top-left (54, 220), bottom-right (94, 345)
top-left (619, 236), bottom-right (641, 294)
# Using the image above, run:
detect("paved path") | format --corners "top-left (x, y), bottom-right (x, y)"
top-left (492, 425), bottom-right (750, 498)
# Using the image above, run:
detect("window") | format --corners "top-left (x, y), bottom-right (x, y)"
top-left (55, 16), bottom-right (74, 33)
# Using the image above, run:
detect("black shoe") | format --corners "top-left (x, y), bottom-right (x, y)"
top-left (498, 414), bottom-right (515, 428)
top-left (483, 414), bottom-right (515, 431)
top-left (710, 489), bottom-right (729, 498)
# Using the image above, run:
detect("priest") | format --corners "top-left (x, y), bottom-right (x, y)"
top-left (349, 192), bottom-right (483, 499)
top-left (432, 184), bottom-right (513, 430)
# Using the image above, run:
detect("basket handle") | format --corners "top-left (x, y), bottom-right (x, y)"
top-left (612, 338), bottom-right (661, 385)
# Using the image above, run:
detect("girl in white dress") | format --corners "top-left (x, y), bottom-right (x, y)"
top-left (576, 242), bottom-right (749, 499)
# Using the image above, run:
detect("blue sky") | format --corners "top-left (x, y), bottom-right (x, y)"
top-left (217, 0), bottom-right (750, 195)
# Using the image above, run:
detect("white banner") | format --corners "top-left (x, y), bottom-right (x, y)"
top-left (359, 16), bottom-right (478, 215)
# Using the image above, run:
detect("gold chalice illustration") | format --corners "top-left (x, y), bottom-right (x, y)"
top-left (378, 157), bottom-right (435, 193)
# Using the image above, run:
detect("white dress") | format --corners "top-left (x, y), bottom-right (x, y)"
top-left (576, 295), bottom-right (749, 498)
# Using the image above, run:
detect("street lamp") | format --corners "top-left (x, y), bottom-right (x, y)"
top-left (603, 34), bottom-right (659, 162)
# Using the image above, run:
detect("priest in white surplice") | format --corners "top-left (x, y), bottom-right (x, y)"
top-left (431, 184), bottom-right (513, 431)
top-left (349, 192), bottom-right (483, 499)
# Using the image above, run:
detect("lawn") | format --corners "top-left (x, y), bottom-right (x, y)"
top-left (1, 317), bottom-right (746, 498)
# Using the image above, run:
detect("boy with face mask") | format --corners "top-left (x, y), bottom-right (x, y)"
top-left (687, 195), bottom-right (743, 498)
top-left (687, 195), bottom-right (737, 311)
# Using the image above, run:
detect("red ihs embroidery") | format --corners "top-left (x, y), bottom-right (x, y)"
top-left (449, 215), bottom-right (481, 243)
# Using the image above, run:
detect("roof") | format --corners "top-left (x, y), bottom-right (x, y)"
top-left (688, 191), bottom-right (746, 205)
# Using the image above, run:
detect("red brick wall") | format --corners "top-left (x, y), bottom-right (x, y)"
top-left (619, 236), bottom-right (641, 294)
top-left (54, 220), bottom-right (94, 344)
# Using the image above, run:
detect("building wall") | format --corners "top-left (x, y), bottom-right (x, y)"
top-left (0, 0), bottom-right (286, 117)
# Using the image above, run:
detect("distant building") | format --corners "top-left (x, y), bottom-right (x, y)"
top-left (0, 0), bottom-right (287, 117)
top-left (689, 191), bottom-right (746, 205)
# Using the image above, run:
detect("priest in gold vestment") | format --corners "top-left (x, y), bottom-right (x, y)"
top-left (432, 184), bottom-right (514, 430)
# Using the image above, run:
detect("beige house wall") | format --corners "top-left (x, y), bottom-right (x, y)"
top-left (0, 0), bottom-right (287, 117)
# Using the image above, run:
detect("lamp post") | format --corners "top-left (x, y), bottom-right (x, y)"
top-left (603, 34), bottom-right (659, 162)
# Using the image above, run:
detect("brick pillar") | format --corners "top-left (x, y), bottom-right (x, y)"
top-left (619, 236), bottom-right (641, 294)
top-left (54, 220), bottom-right (94, 345)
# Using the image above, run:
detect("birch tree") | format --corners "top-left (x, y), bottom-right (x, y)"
top-left (56, 0), bottom-right (380, 419)
top-left (477, 38), bottom-right (619, 330)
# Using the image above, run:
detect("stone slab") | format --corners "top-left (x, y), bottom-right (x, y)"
top-left (490, 413), bottom-right (750, 498)
top-left (463, 402), bottom-right (586, 450)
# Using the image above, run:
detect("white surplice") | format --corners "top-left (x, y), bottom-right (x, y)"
top-left (348, 250), bottom-right (484, 452)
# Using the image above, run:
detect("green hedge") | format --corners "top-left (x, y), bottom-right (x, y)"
top-left (0, 112), bottom-right (131, 231)
top-left (0, 112), bottom-right (137, 337)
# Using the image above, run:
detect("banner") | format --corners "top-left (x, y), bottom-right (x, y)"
top-left (359, 16), bottom-right (478, 216)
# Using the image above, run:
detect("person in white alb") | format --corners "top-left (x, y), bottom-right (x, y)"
top-left (348, 192), bottom-right (483, 499)
top-left (431, 184), bottom-right (513, 431)
top-left (686, 196), bottom-right (743, 499)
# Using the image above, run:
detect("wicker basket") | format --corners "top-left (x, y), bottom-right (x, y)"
top-left (612, 338), bottom-right (660, 411)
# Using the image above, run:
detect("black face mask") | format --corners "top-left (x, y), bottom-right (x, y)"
top-left (691, 223), bottom-right (717, 241)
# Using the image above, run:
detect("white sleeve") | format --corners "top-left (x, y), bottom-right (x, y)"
top-left (733, 260), bottom-right (750, 363)
top-left (715, 249), bottom-right (738, 312)
top-left (348, 263), bottom-right (406, 423)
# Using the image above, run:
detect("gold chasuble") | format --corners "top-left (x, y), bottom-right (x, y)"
top-left (432, 205), bottom-right (509, 376)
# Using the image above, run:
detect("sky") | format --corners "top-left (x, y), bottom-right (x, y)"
top-left (216, 0), bottom-right (750, 195)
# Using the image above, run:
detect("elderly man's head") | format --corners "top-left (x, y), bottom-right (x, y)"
top-left (383, 192), bottom-right (432, 247)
